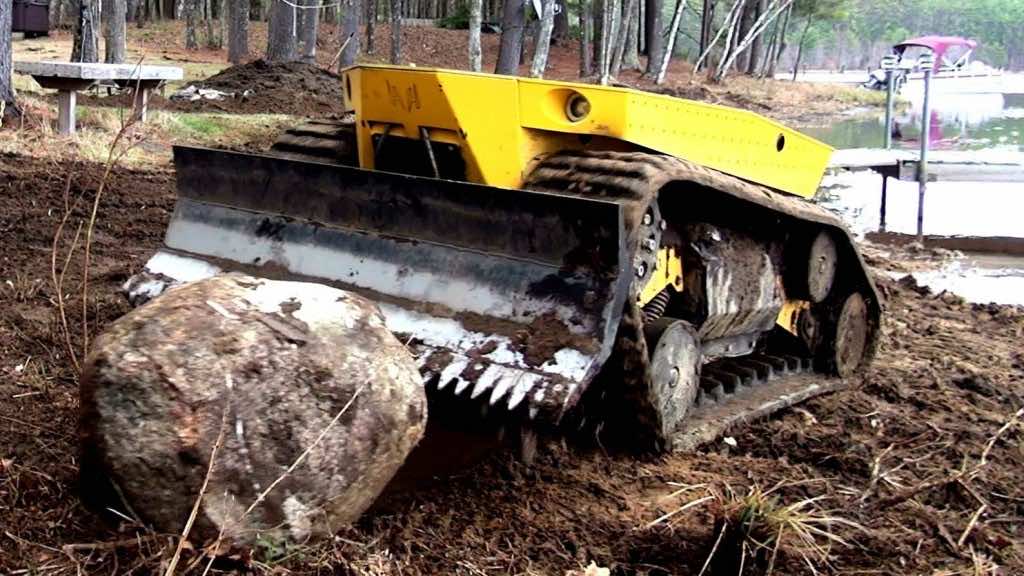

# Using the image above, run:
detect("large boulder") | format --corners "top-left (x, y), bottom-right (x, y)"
top-left (80, 274), bottom-right (426, 546)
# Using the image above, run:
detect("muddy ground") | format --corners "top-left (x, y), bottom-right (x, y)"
top-left (1, 151), bottom-right (1022, 574)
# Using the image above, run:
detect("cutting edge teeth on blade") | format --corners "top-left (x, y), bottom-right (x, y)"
top-left (506, 372), bottom-right (544, 411)
top-left (471, 365), bottom-right (504, 399)
top-left (454, 376), bottom-right (474, 396)
top-left (421, 371), bottom-right (438, 387)
top-left (436, 358), bottom-right (469, 392)
top-left (489, 368), bottom-right (522, 406)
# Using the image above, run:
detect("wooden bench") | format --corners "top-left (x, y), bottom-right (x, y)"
top-left (13, 61), bottom-right (184, 135)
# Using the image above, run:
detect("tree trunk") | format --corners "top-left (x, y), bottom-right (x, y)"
top-left (0, 0), bottom-right (16, 118)
top-left (622, 0), bottom-right (640, 70)
top-left (610, 0), bottom-right (634, 76)
top-left (184, 0), bottom-right (200, 49)
top-left (339, 0), bottom-right (361, 67)
top-left (579, 0), bottom-right (592, 76)
top-left (72, 0), bottom-right (101, 62)
top-left (710, 0), bottom-right (745, 79)
top-left (715, 0), bottom-right (790, 81)
top-left (591, 0), bottom-right (602, 71)
top-left (757, 16), bottom-right (776, 77)
top-left (697, 0), bottom-right (712, 56)
top-left (597, 0), bottom-right (609, 82)
top-left (745, 0), bottom-right (765, 75)
top-left (767, 2), bottom-right (789, 76)
top-left (695, 0), bottom-right (740, 72)
top-left (654, 0), bottom-right (685, 84)
top-left (227, 0), bottom-right (249, 63)
top-left (205, 0), bottom-right (219, 49)
top-left (103, 0), bottom-right (128, 63)
top-left (642, 0), bottom-right (662, 77)
top-left (266, 0), bottom-right (297, 62)
top-left (365, 0), bottom-right (375, 54)
top-left (529, 0), bottom-right (556, 77)
top-left (552, 2), bottom-right (568, 46)
top-left (50, 0), bottom-right (65, 30)
top-left (299, 0), bottom-right (318, 63)
top-left (495, 0), bottom-right (525, 74)
top-left (468, 0), bottom-right (482, 71)
top-left (599, 0), bottom-right (619, 83)
top-left (790, 14), bottom-right (812, 81)
top-left (220, 0), bottom-right (228, 46)
top-left (520, 14), bottom-right (536, 66)
top-left (388, 0), bottom-right (399, 64)
top-left (734, 0), bottom-right (753, 72)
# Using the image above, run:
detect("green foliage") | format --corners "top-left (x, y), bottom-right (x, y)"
top-left (811, 0), bottom-right (1024, 68)
top-left (176, 114), bottom-right (225, 136)
top-left (437, 3), bottom-right (471, 30)
top-left (253, 533), bottom-right (302, 564)
top-left (794, 0), bottom-right (851, 21)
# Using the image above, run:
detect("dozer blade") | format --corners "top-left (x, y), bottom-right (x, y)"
top-left (138, 146), bottom-right (633, 423)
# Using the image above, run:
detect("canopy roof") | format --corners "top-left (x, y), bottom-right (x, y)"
top-left (895, 36), bottom-right (978, 70)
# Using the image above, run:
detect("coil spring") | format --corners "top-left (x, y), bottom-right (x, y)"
top-left (641, 289), bottom-right (671, 323)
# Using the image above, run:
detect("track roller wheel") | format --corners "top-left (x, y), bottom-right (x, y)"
top-left (832, 292), bottom-right (871, 377)
top-left (786, 230), bottom-right (838, 303)
top-left (644, 318), bottom-right (701, 441)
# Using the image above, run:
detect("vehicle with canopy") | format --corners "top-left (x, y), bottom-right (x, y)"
top-left (864, 36), bottom-right (1001, 91)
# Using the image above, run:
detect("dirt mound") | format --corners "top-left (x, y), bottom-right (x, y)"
top-left (174, 59), bottom-right (347, 117)
top-left (651, 84), bottom-right (773, 112)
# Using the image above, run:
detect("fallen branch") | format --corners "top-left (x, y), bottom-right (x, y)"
top-left (957, 504), bottom-right (987, 548)
top-left (242, 385), bottom-right (364, 518)
top-left (49, 174), bottom-right (83, 373)
top-left (327, 33), bottom-right (355, 72)
top-left (873, 407), bottom-right (1023, 509)
top-left (62, 533), bottom-right (168, 553)
top-left (164, 406), bottom-right (229, 576)
top-left (81, 56), bottom-right (148, 360)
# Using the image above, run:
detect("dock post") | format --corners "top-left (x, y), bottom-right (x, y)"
top-left (879, 174), bottom-right (888, 231)
top-left (882, 55), bottom-right (898, 150)
top-left (916, 54), bottom-right (935, 244)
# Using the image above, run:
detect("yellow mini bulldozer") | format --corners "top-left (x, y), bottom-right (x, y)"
top-left (130, 65), bottom-right (880, 452)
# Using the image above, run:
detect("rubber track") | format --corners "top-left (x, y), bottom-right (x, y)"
top-left (268, 119), bottom-right (358, 165)
top-left (524, 150), bottom-right (881, 453)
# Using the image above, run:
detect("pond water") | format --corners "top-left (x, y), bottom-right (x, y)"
top-left (800, 92), bottom-right (1024, 306)
top-left (803, 93), bottom-right (1024, 151)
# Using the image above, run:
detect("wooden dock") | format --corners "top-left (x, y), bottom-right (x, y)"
top-left (829, 148), bottom-right (1024, 182)
top-left (827, 148), bottom-right (1024, 235)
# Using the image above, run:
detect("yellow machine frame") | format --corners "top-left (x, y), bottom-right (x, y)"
top-left (341, 65), bottom-right (833, 198)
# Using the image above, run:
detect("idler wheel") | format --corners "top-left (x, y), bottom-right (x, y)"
top-left (787, 230), bottom-right (838, 303)
top-left (644, 318), bottom-right (702, 441)
top-left (833, 292), bottom-right (870, 377)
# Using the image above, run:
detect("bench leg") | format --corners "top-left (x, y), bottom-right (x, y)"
top-left (57, 90), bottom-right (77, 136)
top-left (132, 87), bottom-right (150, 123)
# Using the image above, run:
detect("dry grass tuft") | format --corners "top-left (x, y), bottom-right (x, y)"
top-left (721, 481), bottom-right (864, 574)
top-left (648, 479), bottom-right (864, 575)
top-left (1, 272), bottom-right (44, 303)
